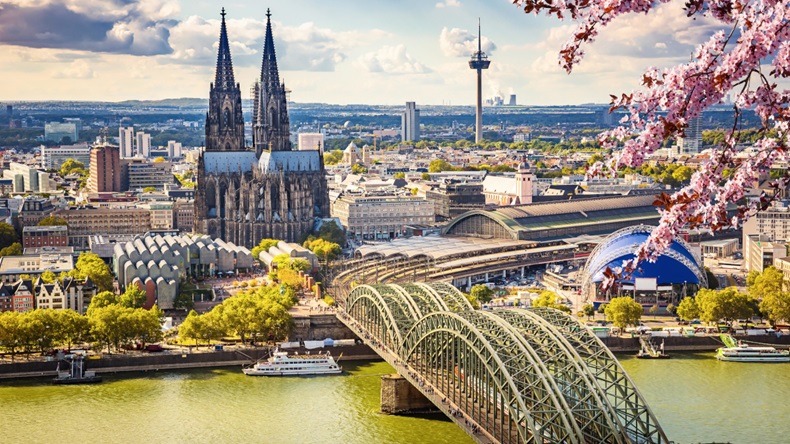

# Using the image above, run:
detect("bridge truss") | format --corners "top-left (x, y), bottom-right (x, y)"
top-left (338, 283), bottom-right (669, 444)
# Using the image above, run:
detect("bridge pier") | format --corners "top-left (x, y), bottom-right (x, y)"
top-left (380, 374), bottom-right (434, 414)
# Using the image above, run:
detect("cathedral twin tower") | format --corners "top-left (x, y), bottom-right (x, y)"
top-left (196, 9), bottom-right (329, 248)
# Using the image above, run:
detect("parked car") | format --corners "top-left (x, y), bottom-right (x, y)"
top-left (144, 344), bottom-right (164, 352)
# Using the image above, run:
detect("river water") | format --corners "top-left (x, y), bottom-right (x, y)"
top-left (1, 354), bottom-right (787, 444)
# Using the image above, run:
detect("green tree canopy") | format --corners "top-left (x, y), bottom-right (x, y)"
top-left (70, 252), bottom-right (113, 292)
top-left (394, 172), bottom-right (406, 179)
top-left (470, 284), bottom-right (494, 304)
top-left (604, 296), bottom-right (643, 329)
top-left (428, 159), bottom-right (455, 173)
top-left (251, 238), bottom-right (281, 262)
top-left (695, 287), bottom-right (754, 324)
top-left (119, 285), bottom-right (148, 309)
top-left (0, 243), bottom-right (22, 258)
top-left (0, 222), bottom-right (18, 250)
top-left (37, 215), bottom-right (68, 226)
top-left (59, 158), bottom-right (86, 177)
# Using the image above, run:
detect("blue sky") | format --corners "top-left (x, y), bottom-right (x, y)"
top-left (0, 0), bottom-right (718, 105)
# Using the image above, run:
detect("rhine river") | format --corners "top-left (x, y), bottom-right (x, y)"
top-left (1, 354), bottom-right (788, 444)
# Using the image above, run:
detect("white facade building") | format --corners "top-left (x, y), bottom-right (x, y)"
top-left (136, 132), bottom-right (151, 157)
top-left (401, 102), bottom-right (420, 142)
top-left (119, 127), bottom-right (135, 158)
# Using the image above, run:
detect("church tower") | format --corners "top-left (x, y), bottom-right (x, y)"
top-left (253, 9), bottom-right (292, 155)
top-left (205, 8), bottom-right (245, 152)
top-left (515, 155), bottom-right (533, 205)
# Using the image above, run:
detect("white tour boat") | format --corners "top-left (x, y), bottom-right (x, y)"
top-left (242, 350), bottom-right (342, 376)
top-left (716, 334), bottom-right (790, 362)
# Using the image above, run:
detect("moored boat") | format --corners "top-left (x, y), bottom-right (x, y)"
top-left (242, 349), bottom-right (342, 376)
top-left (716, 333), bottom-right (789, 362)
top-left (52, 352), bottom-right (103, 384)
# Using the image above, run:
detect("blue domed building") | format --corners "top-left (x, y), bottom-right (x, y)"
top-left (580, 225), bottom-right (708, 309)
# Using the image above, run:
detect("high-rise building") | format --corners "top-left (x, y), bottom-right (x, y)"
top-left (44, 123), bottom-right (78, 144)
top-left (678, 116), bottom-right (702, 155)
top-left (125, 159), bottom-right (172, 191)
top-left (167, 140), bottom-right (182, 158)
top-left (136, 132), bottom-right (151, 157)
top-left (3, 163), bottom-right (39, 192)
top-left (468, 19), bottom-right (491, 144)
top-left (118, 127), bottom-right (135, 158)
top-left (401, 102), bottom-right (420, 142)
top-left (89, 143), bottom-right (122, 193)
top-left (298, 133), bottom-right (324, 153)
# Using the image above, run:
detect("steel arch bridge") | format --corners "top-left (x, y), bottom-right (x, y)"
top-left (337, 283), bottom-right (669, 444)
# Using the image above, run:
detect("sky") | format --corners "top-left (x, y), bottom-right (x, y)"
top-left (0, 0), bottom-right (724, 106)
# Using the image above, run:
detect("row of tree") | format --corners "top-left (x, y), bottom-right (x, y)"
top-left (0, 286), bottom-right (161, 359)
top-left (178, 284), bottom-right (296, 346)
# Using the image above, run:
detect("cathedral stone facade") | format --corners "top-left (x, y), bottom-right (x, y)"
top-left (195, 10), bottom-right (329, 248)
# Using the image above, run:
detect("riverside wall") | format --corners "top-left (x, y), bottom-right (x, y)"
top-left (601, 333), bottom-right (790, 352)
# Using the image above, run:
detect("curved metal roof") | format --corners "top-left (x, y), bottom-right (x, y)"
top-left (582, 225), bottom-right (706, 288)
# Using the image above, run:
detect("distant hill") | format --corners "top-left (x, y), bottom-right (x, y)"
top-left (117, 98), bottom-right (208, 108)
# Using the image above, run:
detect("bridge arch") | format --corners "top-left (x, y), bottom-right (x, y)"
top-left (403, 311), bottom-right (583, 444)
top-left (344, 284), bottom-right (408, 351)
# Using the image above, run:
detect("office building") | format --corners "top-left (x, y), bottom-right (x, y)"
top-left (89, 144), bottom-right (122, 193)
top-left (44, 122), bottom-right (78, 143)
top-left (119, 127), bottom-right (135, 158)
top-left (167, 140), bottom-right (182, 158)
top-left (678, 116), bottom-right (702, 155)
top-left (298, 133), bottom-right (325, 153)
top-left (174, 199), bottom-right (194, 232)
top-left (136, 132), bottom-right (151, 157)
top-left (22, 225), bottom-right (68, 249)
top-left (141, 201), bottom-right (174, 229)
top-left (125, 159), bottom-right (173, 191)
top-left (3, 163), bottom-right (39, 192)
top-left (0, 253), bottom-right (74, 284)
top-left (401, 102), bottom-right (420, 142)
top-left (332, 193), bottom-right (434, 240)
top-left (40, 143), bottom-right (91, 170)
top-left (54, 206), bottom-right (152, 249)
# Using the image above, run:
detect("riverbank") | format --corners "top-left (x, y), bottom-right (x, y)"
top-left (601, 333), bottom-right (790, 352)
top-left (0, 344), bottom-right (379, 380)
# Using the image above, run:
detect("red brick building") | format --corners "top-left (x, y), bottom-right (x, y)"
top-left (22, 225), bottom-right (68, 249)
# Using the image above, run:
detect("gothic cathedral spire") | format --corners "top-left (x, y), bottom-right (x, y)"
top-left (253, 8), bottom-right (291, 155)
top-left (205, 8), bottom-right (245, 152)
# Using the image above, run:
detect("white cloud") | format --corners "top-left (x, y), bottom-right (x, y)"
top-left (356, 45), bottom-right (430, 74)
top-left (54, 59), bottom-right (95, 78)
top-left (439, 27), bottom-right (496, 58)
top-left (435, 0), bottom-right (461, 8)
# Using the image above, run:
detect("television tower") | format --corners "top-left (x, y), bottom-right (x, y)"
top-left (468, 18), bottom-right (490, 144)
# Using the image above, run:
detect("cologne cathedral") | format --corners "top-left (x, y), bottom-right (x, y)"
top-left (195, 9), bottom-right (329, 247)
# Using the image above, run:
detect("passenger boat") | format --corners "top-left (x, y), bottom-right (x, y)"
top-left (52, 353), bottom-right (103, 385)
top-left (242, 350), bottom-right (342, 376)
top-left (716, 333), bottom-right (790, 362)
top-left (716, 344), bottom-right (790, 362)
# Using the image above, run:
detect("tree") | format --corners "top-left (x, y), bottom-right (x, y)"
top-left (70, 252), bottom-right (113, 292)
top-left (351, 163), bottom-right (368, 174)
top-left (59, 158), bottom-right (85, 177)
top-left (0, 222), bottom-right (17, 250)
top-left (277, 267), bottom-right (303, 291)
top-left (604, 297), bottom-right (643, 329)
top-left (40, 270), bottom-right (57, 284)
top-left (0, 311), bottom-right (26, 360)
top-left (532, 290), bottom-right (571, 313)
top-left (142, 186), bottom-right (157, 193)
top-left (666, 303), bottom-right (677, 316)
top-left (748, 266), bottom-right (785, 301)
top-left (394, 172), bottom-right (406, 179)
top-left (315, 221), bottom-right (346, 246)
top-left (678, 298), bottom-right (699, 321)
top-left (582, 303), bottom-right (595, 320)
top-left (0, 243), bottom-right (22, 258)
top-left (695, 287), bottom-right (754, 324)
top-left (671, 166), bottom-right (694, 184)
top-left (87, 291), bottom-right (118, 314)
top-left (251, 238), bottom-right (281, 262)
top-left (470, 284), bottom-right (494, 304)
top-left (649, 304), bottom-right (659, 319)
top-left (153, 157), bottom-right (166, 163)
top-left (428, 159), bottom-right (454, 173)
top-left (37, 216), bottom-right (68, 227)
top-left (421, 172), bottom-right (430, 180)
top-left (119, 285), bottom-right (147, 309)
top-left (514, 0), bottom-right (790, 268)
top-left (305, 238), bottom-right (341, 262)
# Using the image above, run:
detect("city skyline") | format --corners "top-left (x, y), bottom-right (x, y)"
top-left (0, 0), bottom-right (722, 105)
